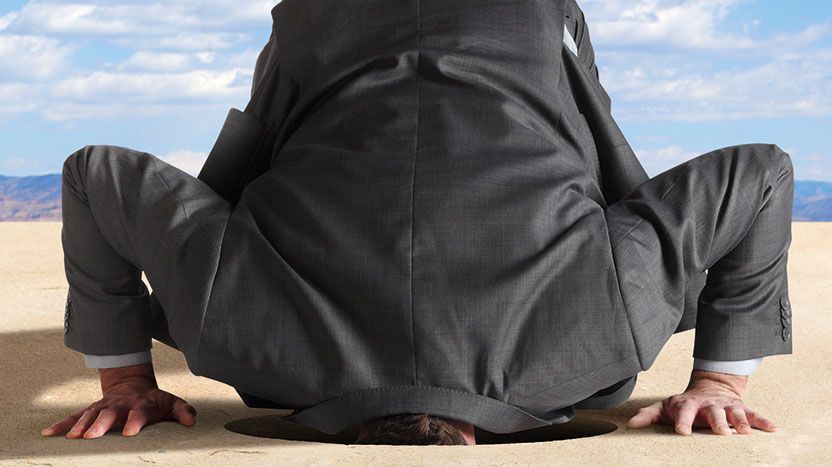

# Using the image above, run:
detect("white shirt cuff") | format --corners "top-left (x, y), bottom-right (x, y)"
top-left (84, 347), bottom-right (152, 369)
top-left (693, 357), bottom-right (763, 376)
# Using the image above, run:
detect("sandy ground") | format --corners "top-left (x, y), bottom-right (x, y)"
top-left (0, 221), bottom-right (830, 466)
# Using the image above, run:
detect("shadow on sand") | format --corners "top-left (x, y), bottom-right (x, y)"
top-left (4, 328), bottom-right (661, 459)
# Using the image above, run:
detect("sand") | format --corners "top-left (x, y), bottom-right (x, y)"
top-left (1, 221), bottom-right (830, 466)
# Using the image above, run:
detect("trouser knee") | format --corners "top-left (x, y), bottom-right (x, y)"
top-left (62, 145), bottom-right (110, 193)
top-left (63, 144), bottom-right (108, 173)
top-left (62, 145), bottom-right (97, 203)
top-left (714, 143), bottom-right (794, 207)
top-left (736, 143), bottom-right (794, 180)
top-left (773, 144), bottom-right (795, 181)
top-left (63, 145), bottom-right (148, 199)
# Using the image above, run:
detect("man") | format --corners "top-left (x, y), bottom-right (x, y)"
top-left (43, 0), bottom-right (792, 445)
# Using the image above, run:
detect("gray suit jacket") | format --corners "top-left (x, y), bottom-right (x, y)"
top-left (191, 0), bottom-right (712, 435)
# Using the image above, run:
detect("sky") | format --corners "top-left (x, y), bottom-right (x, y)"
top-left (0, 0), bottom-right (830, 181)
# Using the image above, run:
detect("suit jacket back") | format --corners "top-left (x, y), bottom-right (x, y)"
top-left (192, 0), bottom-right (696, 435)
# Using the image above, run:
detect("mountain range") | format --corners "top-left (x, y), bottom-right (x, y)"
top-left (1, 173), bottom-right (831, 222)
top-left (0, 174), bottom-right (62, 221)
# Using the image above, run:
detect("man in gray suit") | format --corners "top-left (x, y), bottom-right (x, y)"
top-left (43, 0), bottom-right (792, 445)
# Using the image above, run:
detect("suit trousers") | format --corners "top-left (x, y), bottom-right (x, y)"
top-left (61, 144), bottom-right (232, 368)
top-left (605, 143), bottom-right (794, 368)
top-left (60, 142), bottom-right (794, 379)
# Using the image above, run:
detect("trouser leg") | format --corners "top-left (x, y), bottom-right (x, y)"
top-left (61, 145), bottom-right (232, 367)
top-left (605, 143), bottom-right (794, 369)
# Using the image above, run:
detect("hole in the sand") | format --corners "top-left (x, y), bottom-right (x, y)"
top-left (225, 414), bottom-right (618, 445)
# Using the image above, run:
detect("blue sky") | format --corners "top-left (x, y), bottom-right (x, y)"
top-left (0, 0), bottom-right (830, 181)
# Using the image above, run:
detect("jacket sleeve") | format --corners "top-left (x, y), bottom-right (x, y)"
top-left (197, 31), bottom-right (300, 206)
top-left (564, 1), bottom-right (649, 205)
top-left (569, 2), bottom-right (611, 113)
top-left (565, 1), bottom-right (710, 332)
top-left (251, 31), bottom-right (279, 100)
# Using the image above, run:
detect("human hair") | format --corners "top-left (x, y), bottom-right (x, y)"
top-left (353, 413), bottom-right (468, 445)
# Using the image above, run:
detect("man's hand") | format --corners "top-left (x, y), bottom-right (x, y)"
top-left (627, 369), bottom-right (778, 435)
top-left (41, 362), bottom-right (197, 439)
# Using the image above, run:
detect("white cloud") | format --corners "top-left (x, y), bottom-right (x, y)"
top-left (3, 1), bottom-right (274, 56)
top-left (18, 3), bottom-right (134, 34)
top-left (576, 0), bottom-right (832, 123)
top-left (785, 148), bottom-right (832, 182)
top-left (118, 51), bottom-right (193, 72)
top-left (1, 157), bottom-right (29, 169)
top-left (0, 66), bottom-right (252, 121)
top-left (39, 101), bottom-right (207, 121)
top-left (601, 48), bottom-right (832, 122)
top-left (12, 1), bottom-right (274, 36)
top-left (112, 32), bottom-right (246, 51)
top-left (802, 166), bottom-right (832, 182)
top-left (0, 34), bottom-right (74, 79)
top-left (157, 149), bottom-right (208, 176)
top-left (20, 3), bottom-right (152, 35)
top-left (635, 145), bottom-right (701, 176)
top-left (0, 82), bottom-right (39, 113)
top-left (582, 0), bottom-right (832, 56)
top-left (0, 12), bottom-right (18, 30)
top-left (581, 0), bottom-right (756, 50)
top-left (196, 52), bottom-right (216, 64)
top-left (51, 69), bottom-right (250, 101)
top-left (0, 1), bottom-right (274, 121)
top-left (116, 50), bottom-right (224, 72)
top-left (0, 0), bottom-right (825, 130)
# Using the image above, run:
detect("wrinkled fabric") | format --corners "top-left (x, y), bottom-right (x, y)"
top-left (60, 0), bottom-right (795, 435)
top-left (193, 0), bottom-right (642, 430)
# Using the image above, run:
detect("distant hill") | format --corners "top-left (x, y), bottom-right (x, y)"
top-left (0, 173), bottom-right (831, 222)
top-left (0, 174), bottom-right (62, 221)
top-left (792, 180), bottom-right (832, 221)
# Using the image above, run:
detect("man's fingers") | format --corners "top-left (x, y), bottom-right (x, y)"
top-left (746, 410), bottom-right (778, 432)
top-left (83, 408), bottom-right (121, 439)
top-left (705, 404), bottom-right (732, 435)
top-left (726, 406), bottom-right (752, 434)
top-left (41, 411), bottom-right (84, 437)
top-left (673, 400), bottom-right (699, 435)
top-left (627, 401), bottom-right (663, 428)
top-left (171, 402), bottom-right (197, 427)
top-left (66, 409), bottom-right (99, 439)
top-left (122, 409), bottom-right (150, 437)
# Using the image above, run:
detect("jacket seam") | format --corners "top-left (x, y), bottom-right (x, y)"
top-left (150, 156), bottom-right (230, 372)
top-left (610, 171), bottom-right (683, 251)
top-left (607, 238), bottom-right (643, 369)
top-left (409, 0), bottom-right (422, 386)
top-left (605, 171), bottom-right (686, 368)
top-left (233, 125), bottom-right (274, 200)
